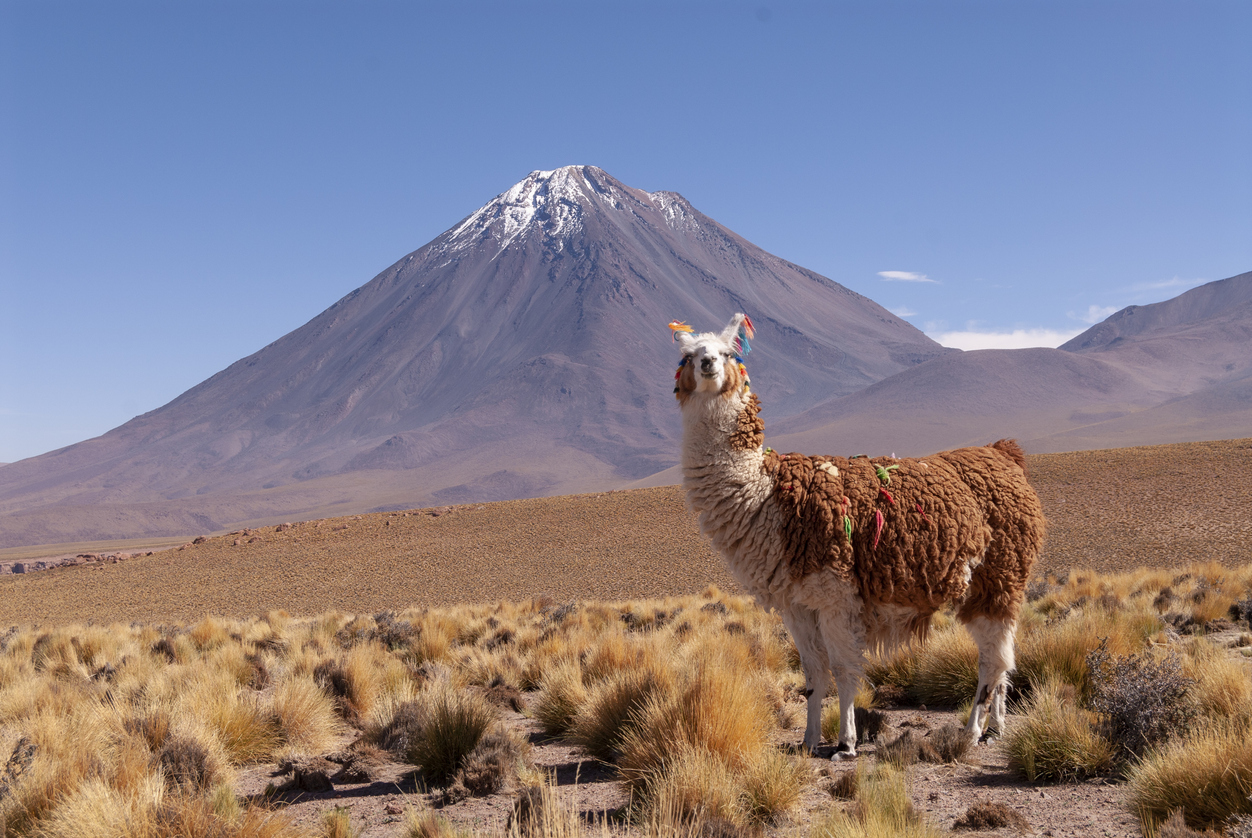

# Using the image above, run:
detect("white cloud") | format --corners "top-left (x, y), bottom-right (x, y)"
top-left (890, 306), bottom-right (918, 317)
top-left (877, 271), bottom-right (937, 283)
top-left (1071, 304), bottom-right (1119, 324)
top-left (929, 328), bottom-right (1085, 351)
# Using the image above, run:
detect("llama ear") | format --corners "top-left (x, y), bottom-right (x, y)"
top-left (718, 313), bottom-right (753, 352)
top-left (674, 330), bottom-right (696, 354)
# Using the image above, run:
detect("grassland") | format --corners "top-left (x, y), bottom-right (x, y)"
top-left (2, 438), bottom-right (1252, 837)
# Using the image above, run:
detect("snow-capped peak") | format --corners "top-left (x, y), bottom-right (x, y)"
top-left (442, 165), bottom-right (607, 256)
top-left (438, 166), bottom-right (699, 259)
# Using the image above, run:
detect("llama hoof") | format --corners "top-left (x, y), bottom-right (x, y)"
top-left (832, 743), bottom-right (857, 761)
top-left (978, 730), bottom-right (999, 744)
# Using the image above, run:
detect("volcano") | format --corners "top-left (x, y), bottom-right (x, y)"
top-left (0, 166), bottom-right (948, 548)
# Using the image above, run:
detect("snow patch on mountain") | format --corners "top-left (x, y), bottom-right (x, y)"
top-left (442, 166), bottom-right (604, 257)
top-left (647, 191), bottom-right (701, 234)
top-left (438, 166), bottom-right (703, 258)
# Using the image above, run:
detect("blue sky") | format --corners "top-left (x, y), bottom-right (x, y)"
top-left (1, 1), bottom-right (1249, 463)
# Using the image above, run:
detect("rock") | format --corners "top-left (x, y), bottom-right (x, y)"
top-left (192, 536), bottom-right (207, 545)
top-left (293, 759), bottom-right (336, 792)
top-left (12, 563), bottom-right (25, 574)
top-left (276, 523), bottom-right (293, 532)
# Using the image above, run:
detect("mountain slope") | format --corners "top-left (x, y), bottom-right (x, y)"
top-left (766, 272), bottom-right (1252, 458)
top-left (0, 166), bottom-right (947, 548)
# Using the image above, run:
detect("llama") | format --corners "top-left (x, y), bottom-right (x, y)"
top-left (671, 313), bottom-right (1045, 758)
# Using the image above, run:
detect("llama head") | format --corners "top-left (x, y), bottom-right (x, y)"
top-left (671, 313), bottom-right (753, 404)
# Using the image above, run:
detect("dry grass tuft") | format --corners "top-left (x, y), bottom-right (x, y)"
top-left (811, 763), bottom-right (944, 838)
top-left (617, 650), bottom-right (773, 790)
top-left (1004, 678), bottom-right (1115, 782)
top-left (569, 664), bottom-right (674, 762)
top-left (404, 685), bottom-right (499, 788)
top-left (158, 734), bottom-right (229, 792)
top-left (1128, 721), bottom-right (1252, 835)
top-left (532, 659), bottom-right (587, 737)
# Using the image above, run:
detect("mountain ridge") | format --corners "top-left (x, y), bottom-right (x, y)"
top-left (0, 165), bottom-right (947, 548)
top-left (766, 271), bottom-right (1252, 459)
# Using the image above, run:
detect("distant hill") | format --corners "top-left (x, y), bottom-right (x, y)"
top-left (767, 271), bottom-right (1252, 458)
top-left (0, 166), bottom-right (946, 549)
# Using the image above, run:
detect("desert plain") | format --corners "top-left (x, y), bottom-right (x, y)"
top-left (2, 437), bottom-right (1252, 838)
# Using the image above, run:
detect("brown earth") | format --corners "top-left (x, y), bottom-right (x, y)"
top-left (3, 437), bottom-right (1252, 627)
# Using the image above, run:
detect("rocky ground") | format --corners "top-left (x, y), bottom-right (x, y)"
top-left (230, 699), bottom-right (1206, 838)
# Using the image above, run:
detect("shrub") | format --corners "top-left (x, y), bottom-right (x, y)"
top-left (272, 675), bottom-right (342, 755)
top-left (158, 734), bottom-right (228, 792)
top-left (1181, 638), bottom-right (1252, 727)
top-left (405, 687), bottom-right (497, 786)
top-left (367, 699), bottom-right (425, 754)
top-left (822, 704), bottom-right (887, 746)
top-left (569, 665), bottom-right (673, 762)
top-left (1086, 640), bottom-right (1195, 760)
top-left (506, 781), bottom-right (600, 838)
top-left (617, 652), bottom-right (773, 792)
top-left (653, 745), bottom-right (743, 825)
top-left (927, 724), bottom-right (973, 763)
top-left (1128, 721), bottom-right (1252, 835)
top-left (1005, 679), bottom-right (1114, 782)
top-left (444, 727), bottom-right (529, 801)
top-left (322, 806), bottom-right (357, 838)
top-left (737, 747), bottom-right (808, 826)
top-left (907, 626), bottom-right (979, 706)
top-left (952, 801), bottom-right (1031, 832)
top-left (532, 659), bottom-right (587, 736)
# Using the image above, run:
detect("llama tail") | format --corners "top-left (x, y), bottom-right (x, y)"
top-left (987, 438), bottom-right (1029, 479)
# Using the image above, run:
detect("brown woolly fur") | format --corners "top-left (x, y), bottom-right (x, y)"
top-left (729, 392), bottom-right (766, 452)
top-left (766, 442), bottom-right (1044, 625)
top-left (718, 356), bottom-right (747, 396)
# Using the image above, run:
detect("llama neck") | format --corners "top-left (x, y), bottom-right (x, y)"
top-left (680, 389), bottom-right (772, 515)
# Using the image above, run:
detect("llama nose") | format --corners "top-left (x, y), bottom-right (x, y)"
top-left (700, 356), bottom-right (715, 372)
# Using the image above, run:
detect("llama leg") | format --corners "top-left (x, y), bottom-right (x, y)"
top-left (780, 605), bottom-right (829, 751)
top-left (963, 615), bottom-right (1017, 744)
top-left (816, 608), bottom-right (865, 760)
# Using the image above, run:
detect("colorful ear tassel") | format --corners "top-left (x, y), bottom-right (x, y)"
top-left (668, 320), bottom-right (694, 340)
